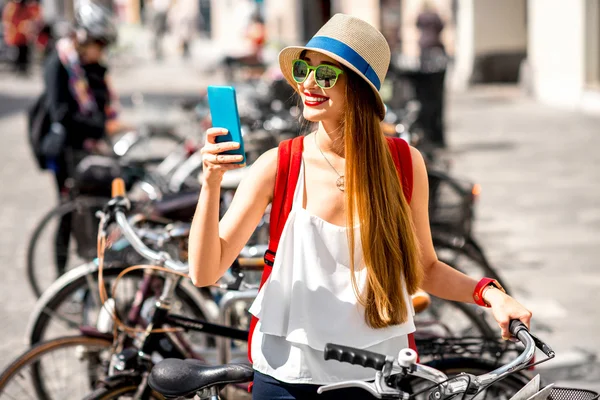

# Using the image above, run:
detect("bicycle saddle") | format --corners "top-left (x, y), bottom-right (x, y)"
top-left (148, 359), bottom-right (254, 398)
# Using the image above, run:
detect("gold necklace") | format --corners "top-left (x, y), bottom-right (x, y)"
top-left (314, 133), bottom-right (345, 192)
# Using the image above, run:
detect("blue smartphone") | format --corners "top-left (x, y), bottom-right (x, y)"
top-left (207, 85), bottom-right (246, 165)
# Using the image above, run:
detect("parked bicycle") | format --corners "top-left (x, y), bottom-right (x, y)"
top-left (23, 185), bottom-right (497, 348)
top-left (147, 321), bottom-right (597, 400)
top-left (0, 178), bottom-right (509, 399)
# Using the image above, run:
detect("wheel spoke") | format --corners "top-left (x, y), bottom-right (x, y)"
top-left (0, 337), bottom-right (112, 400)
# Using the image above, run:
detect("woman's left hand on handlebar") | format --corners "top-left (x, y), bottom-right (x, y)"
top-left (485, 288), bottom-right (532, 340)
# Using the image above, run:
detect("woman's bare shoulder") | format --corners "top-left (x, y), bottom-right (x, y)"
top-left (247, 147), bottom-right (279, 197)
top-left (409, 145), bottom-right (426, 172)
top-left (252, 147), bottom-right (279, 171)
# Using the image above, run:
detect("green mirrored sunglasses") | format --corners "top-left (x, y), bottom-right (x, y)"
top-left (292, 59), bottom-right (344, 89)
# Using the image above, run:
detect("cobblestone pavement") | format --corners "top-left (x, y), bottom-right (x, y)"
top-left (0, 37), bottom-right (598, 390)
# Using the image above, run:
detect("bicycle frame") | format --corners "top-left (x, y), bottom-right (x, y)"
top-left (105, 270), bottom-right (251, 359)
top-left (103, 272), bottom-right (253, 400)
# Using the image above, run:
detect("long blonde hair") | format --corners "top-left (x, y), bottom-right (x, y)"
top-left (343, 69), bottom-right (423, 328)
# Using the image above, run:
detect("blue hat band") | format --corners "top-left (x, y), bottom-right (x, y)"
top-left (305, 36), bottom-right (381, 91)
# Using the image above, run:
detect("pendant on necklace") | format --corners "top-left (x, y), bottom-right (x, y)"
top-left (336, 176), bottom-right (345, 192)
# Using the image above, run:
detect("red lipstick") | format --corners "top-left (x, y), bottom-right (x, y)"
top-left (303, 91), bottom-right (329, 107)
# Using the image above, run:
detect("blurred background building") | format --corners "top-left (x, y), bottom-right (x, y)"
top-left (15, 0), bottom-right (600, 112)
top-left (207, 0), bottom-right (600, 113)
top-left (453, 0), bottom-right (600, 114)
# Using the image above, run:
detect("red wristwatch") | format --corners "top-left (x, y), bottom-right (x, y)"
top-left (473, 278), bottom-right (506, 307)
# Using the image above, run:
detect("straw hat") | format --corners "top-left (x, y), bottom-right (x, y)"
top-left (279, 14), bottom-right (391, 119)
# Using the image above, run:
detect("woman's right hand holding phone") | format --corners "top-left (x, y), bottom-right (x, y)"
top-left (200, 128), bottom-right (245, 186)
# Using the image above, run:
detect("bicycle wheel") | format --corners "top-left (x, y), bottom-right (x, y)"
top-left (28, 262), bottom-right (215, 352)
top-left (0, 335), bottom-right (112, 400)
top-left (405, 357), bottom-right (532, 400)
top-left (27, 197), bottom-right (109, 298)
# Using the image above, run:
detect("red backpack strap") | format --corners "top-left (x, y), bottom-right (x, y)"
top-left (264, 136), bottom-right (304, 266)
top-left (248, 135), bottom-right (304, 363)
top-left (386, 137), bottom-right (413, 204)
top-left (386, 137), bottom-right (418, 357)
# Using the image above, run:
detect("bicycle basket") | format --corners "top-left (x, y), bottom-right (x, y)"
top-left (428, 170), bottom-right (476, 237)
top-left (547, 388), bottom-right (599, 400)
top-left (73, 155), bottom-right (132, 197)
top-left (70, 201), bottom-right (102, 259)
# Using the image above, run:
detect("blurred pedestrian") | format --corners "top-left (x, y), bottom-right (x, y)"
top-left (28, 0), bottom-right (121, 273)
top-left (168, 0), bottom-right (198, 59)
top-left (416, 0), bottom-right (445, 59)
top-left (415, 0), bottom-right (447, 149)
top-left (222, 11), bottom-right (266, 81)
top-left (35, 22), bottom-right (55, 60)
top-left (2, 0), bottom-right (41, 75)
top-left (149, 0), bottom-right (170, 60)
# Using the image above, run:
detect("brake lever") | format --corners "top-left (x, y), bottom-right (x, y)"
top-left (96, 210), bottom-right (109, 239)
top-left (239, 282), bottom-right (260, 291)
top-left (510, 320), bottom-right (555, 359)
top-left (222, 259), bottom-right (245, 291)
top-left (529, 332), bottom-right (555, 358)
top-left (317, 369), bottom-right (409, 399)
top-left (317, 381), bottom-right (382, 398)
top-left (222, 271), bottom-right (245, 291)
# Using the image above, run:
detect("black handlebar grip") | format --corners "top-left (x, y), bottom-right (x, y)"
top-left (509, 320), bottom-right (528, 337)
top-left (323, 343), bottom-right (387, 371)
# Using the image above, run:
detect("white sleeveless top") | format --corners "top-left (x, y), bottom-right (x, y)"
top-left (248, 160), bottom-right (416, 384)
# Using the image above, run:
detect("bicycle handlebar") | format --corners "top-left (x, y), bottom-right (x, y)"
top-left (114, 212), bottom-right (189, 273)
top-left (105, 178), bottom-right (189, 273)
top-left (106, 179), bottom-right (264, 280)
top-left (318, 320), bottom-right (553, 399)
top-left (324, 344), bottom-right (389, 371)
top-left (474, 322), bottom-right (536, 388)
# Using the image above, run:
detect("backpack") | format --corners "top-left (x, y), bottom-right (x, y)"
top-left (26, 92), bottom-right (52, 170)
top-left (247, 135), bottom-right (416, 363)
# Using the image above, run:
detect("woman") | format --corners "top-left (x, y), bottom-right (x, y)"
top-left (168, 0), bottom-right (198, 59)
top-left (188, 14), bottom-right (531, 399)
top-left (415, 0), bottom-right (448, 149)
top-left (149, 0), bottom-right (171, 60)
top-left (222, 12), bottom-right (266, 82)
top-left (42, 0), bottom-right (119, 273)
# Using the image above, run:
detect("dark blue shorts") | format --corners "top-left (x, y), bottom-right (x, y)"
top-left (252, 370), bottom-right (378, 399)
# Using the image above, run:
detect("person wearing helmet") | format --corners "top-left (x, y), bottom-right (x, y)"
top-left (39, 0), bottom-right (121, 273)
